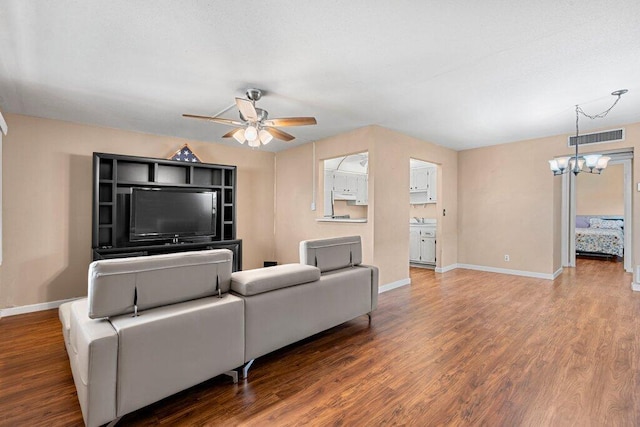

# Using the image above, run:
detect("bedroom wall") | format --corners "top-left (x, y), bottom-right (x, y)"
top-left (0, 114), bottom-right (275, 310)
top-left (458, 121), bottom-right (640, 278)
top-left (576, 163), bottom-right (624, 216)
top-left (274, 125), bottom-right (458, 287)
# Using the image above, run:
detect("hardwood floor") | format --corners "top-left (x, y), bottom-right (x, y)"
top-left (1, 259), bottom-right (638, 426)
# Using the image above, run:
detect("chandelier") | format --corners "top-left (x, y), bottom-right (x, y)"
top-left (549, 89), bottom-right (628, 176)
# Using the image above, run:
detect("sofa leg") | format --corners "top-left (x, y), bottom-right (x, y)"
top-left (240, 359), bottom-right (254, 379)
top-left (223, 370), bottom-right (239, 383)
top-left (106, 416), bottom-right (122, 426)
top-left (367, 312), bottom-right (372, 323)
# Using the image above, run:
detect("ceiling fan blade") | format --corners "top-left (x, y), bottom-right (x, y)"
top-left (265, 127), bottom-right (295, 142)
top-left (235, 98), bottom-right (258, 121)
top-left (264, 117), bottom-right (317, 127)
top-left (221, 129), bottom-right (239, 138)
top-left (182, 114), bottom-right (243, 127)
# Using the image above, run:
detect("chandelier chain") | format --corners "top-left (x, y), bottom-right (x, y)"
top-left (576, 93), bottom-right (624, 121)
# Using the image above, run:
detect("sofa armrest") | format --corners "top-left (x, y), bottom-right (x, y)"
top-left (359, 264), bottom-right (379, 311)
top-left (68, 299), bottom-right (118, 427)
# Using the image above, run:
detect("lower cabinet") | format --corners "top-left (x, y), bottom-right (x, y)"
top-left (409, 225), bottom-right (436, 264)
top-left (420, 236), bottom-right (436, 264)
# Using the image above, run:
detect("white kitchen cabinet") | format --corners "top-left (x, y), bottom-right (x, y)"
top-left (332, 171), bottom-right (348, 193)
top-left (409, 223), bottom-right (436, 264)
top-left (426, 167), bottom-right (437, 202)
top-left (409, 227), bottom-right (421, 260)
top-left (325, 170), bottom-right (368, 208)
top-left (409, 166), bottom-right (437, 203)
top-left (353, 174), bottom-right (368, 205)
top-left (420, 235), bottom-right (436, 263)
top-left (410, 167), bottom-right (430, 191)
top-left (331, 171), bottom-right (359, 195)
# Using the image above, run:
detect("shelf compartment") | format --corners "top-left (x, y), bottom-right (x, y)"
top-left (224, 169), bottom-right (234, 186)
top-left (98, 226), bottom-right (113, 247)
top-left (158, 164), bottom-right (188, 184)
top-left (117, 161), bottom-right (153, 182)
top-left (193, 168), bottom-right (223, 186)
top-left (223, 188), bottom-right (233, 204)
top-left (99, 205), bottom-right (113, 224)
top-left (99, 159), bottom-right (114, 180)
top-left (223, 223), bottom-right (234, 240)
top-left (223, 205), bottom-right (233, 221)
top-left (98, 184), bottom-right (113, 203)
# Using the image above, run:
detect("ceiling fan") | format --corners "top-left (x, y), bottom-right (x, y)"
top-left (183, 88), bottom-right (317, 147)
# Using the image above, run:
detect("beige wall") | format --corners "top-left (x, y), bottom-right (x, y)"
top-left (274, 127), bottom-right (375, 272)
top-left (576, 163), bottom-right (624, 216)
top-left (4, 111), bottom-right (638, 309)
top-left (458, 122), bottom-right (640, 276)
top-left (0, 114), bottom-right (275, 309)
top-left (274, 125), bottom-right (458, 286)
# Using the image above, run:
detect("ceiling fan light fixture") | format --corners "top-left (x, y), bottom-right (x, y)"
top-left (259, 129), bottom-right (273, 145)
top-left (232, 128), bottom-right (246, 144)
top-left (244, 125), bottom-right (258, 142)
top-left (248, 138), bottom-right (260, 148)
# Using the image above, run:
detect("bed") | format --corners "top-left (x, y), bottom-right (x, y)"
top-left (575, 216), bottom-right (624, 258)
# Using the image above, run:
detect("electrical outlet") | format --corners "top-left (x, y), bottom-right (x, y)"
top-left (504, 254), bottom-right (510, 262)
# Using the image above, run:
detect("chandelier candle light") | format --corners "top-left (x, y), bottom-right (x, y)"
top-left (549, 89), bottom-right (628, 176)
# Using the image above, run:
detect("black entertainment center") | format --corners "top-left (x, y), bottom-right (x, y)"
top-left (92, 152), bottom-right (242, 271)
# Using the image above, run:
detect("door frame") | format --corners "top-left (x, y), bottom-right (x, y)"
top-left (561, 151), bottom-right (633, 272)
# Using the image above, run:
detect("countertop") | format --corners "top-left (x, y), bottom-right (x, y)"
top-left (316, 217), bottom-right (367, 223)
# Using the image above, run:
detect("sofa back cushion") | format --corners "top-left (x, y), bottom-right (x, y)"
top-left (88, 249), bottom-right (232, 319)
top-left (299, 235), bottom-right (362, 273)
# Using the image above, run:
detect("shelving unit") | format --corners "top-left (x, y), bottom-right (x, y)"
top-left (92, 152), bottom-right (241, 270)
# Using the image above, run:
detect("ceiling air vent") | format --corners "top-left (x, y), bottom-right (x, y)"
top-left (568, 128), bottom-right (624, 147)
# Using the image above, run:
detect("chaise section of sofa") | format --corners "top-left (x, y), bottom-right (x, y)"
top-left (60, 249), bottom-right (244, 427)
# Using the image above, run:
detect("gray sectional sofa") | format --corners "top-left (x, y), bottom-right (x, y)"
top-left (59, 235), bottom-right (378, 427)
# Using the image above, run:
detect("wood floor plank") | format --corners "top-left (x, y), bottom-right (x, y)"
top-left (1, 259), bottom-right (638, 426)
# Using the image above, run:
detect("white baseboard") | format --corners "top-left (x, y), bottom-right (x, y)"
top-left (0, 297), bottom-right (82, 318)
top-left (632, 282), bottom-right (640, 292)
top-left (435, 264), bottom-right (459, 273)
top-left (456, 264), bottom-right (557, 280)
top-left (552, 267), bottom-right (563, 279)
top-left (379, 278), bottom-right (410, 293)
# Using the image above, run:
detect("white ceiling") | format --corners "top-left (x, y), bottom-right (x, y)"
top-left (1, 1), bottom-right (639, 152)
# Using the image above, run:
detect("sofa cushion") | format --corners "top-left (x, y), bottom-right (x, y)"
top-left (299, 236), bottom-right (362, 273)
top-left (88, 249), bottom-right (233, 319)
top-left (231, 264), bottom-right (321, 296)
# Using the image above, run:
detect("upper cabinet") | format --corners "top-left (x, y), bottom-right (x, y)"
top-left (323, 152), bottom-right (369, 218)
top-left (325, 170), bottom-right (368, 203)
top-left (410, 167), bottom-right (430, 192)
top-left (410, 160), bottom-right (437, 204)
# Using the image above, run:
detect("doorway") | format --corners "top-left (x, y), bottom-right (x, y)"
top-left (409, 158), bottom-right (439, 269)
top-left (561, 151), bottom-right (633, 273)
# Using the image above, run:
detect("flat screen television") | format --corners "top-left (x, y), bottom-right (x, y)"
top-left (130, 187), bottom-right (217, 242)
